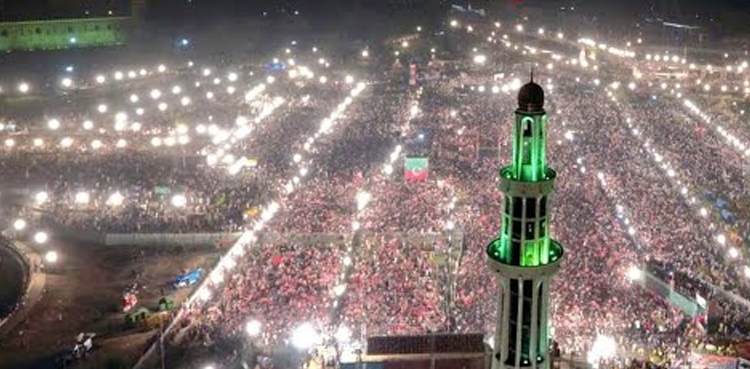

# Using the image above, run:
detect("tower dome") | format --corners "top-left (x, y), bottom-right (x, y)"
top-left (517, 80), bottom-right (544, 112)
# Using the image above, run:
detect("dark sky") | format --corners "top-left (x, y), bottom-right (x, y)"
top-left (1, 0), bottom-right (748, 23)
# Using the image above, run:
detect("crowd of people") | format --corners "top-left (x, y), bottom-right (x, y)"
top-left (3, 22), bottom-right (750, 369)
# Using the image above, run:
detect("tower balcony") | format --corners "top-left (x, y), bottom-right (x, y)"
top-left (486, 239), bottom-right (563, 279)
top-left (499, 167), bottom-right (556, 198)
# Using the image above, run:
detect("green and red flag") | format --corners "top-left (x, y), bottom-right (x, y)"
top-left (405, 157), bottom-right (429, 180)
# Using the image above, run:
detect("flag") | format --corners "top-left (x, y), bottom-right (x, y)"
top-left (405, 157), bottom-right (429, 180)
top-left (696, 293), bottom-right (707, 309)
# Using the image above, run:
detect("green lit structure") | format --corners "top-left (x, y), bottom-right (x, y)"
top-left (487, 77), bottom-right (564, 369)
top-left (0, 0), bottom-right (145, 52)
top-left (0, 17), bottom-right (129, 51)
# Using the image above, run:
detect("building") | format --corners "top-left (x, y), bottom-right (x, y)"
top-left (0, 17), bottom-right (128, 51)
top-left (486, 77), bottom-right (564, 369)
top-left (0, 0), bottom-right (140, 51)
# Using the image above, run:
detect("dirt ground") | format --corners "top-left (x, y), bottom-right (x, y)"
top-left (0, 240), bottom-right (222, 369)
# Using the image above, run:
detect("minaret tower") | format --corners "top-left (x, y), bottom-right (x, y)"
top-left (486, 76), bottom-right (564, 369)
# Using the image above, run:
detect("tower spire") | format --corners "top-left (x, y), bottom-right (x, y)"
top-left (487, 80), bottom-right (564, 369)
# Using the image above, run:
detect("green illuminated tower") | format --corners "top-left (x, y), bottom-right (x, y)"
top-left (486, 77), bottom-right (564, 369)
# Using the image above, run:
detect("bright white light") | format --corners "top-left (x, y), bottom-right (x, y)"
top-left (114, 71), bottom-right (124, 80)
top-left (246, 320), bottom-right (262, 337)
top-left (266, 75), bottom-right (275, 84)
top-left (333, 284), bottom-right (347, 296)
top-left (198, 287), bottom-right (211, 301)
top-left (44, 250), bottom-right (57, 262)
top-left (729, 247), bottom-right (739, 258)
top-left (60, 137), bottom-right (73, 148)
top-left (4, 139), bottom-right (14, 148)
top-left (32, 138), bottom-right (43, 147)
top-left (35, 232), bottom-right (49, 244)
top-left (473, 54), bottom-right (487, 64)
top-left (587, 335), bottom-right (617, 365)
top-left (95, 75), bottom-right (106, 84)
top-left (362, 50), bottom-right (369, 58)
top-left (717, 234), bottom-right (727, 245)
top-left (130, 94), bottom-right (139, 103)
top-left (48, 119), bottom-right (61, 130)
top-left (75, 191), bottom-right (90, 205)
top-left (91, 140), bottom-right (102, 150)
top-left (158, 102), bottom-right (168, 111)
top-left (291, 323), bottom-right (320, 350)
top-left (151, 137), bottom-right (162, 147)
top-left (171, 194), bottom-right (187, 208)
top-left (744, 266), bottom-right (750, 279)
top-left (116, 139), bottom-right (127, 148)
top-left (35, 191), bottom-right (48, 205)
top-left (150, 89), bottom-right (162, 99)
top-left (107, 192), bottom-right (124, 207)
top-left (356, 191), bottom-right (371, 211)
top-left (202, 68), bottom-right (211, 76)
top-left (335, 325), bottom-right (352, 344)
top-left (115, 112), bottom-right (128, 123)
top-left (158, 64), bottom-right (166, 73)
top-left (61, 77), bottom-right (73, 88)
top-left (181, 96), bottom-right (191, 106)
top-left (345, 75), bottom-right (354, 84)
top-left (97, 104), bottom-right (108, 113)
top-left (171, 85), bottom-right (182, 94)
top-left (13, 219), bottom-right (26, 230)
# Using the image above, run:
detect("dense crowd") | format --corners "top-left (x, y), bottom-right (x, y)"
top-left (3, 27), bottom-right (750, 369)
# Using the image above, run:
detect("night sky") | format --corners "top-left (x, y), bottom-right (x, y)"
top-left (0, 0), bottom-right (748, 25)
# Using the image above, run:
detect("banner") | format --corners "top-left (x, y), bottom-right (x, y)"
top-left (405, 157), bottom-right (429, 180)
